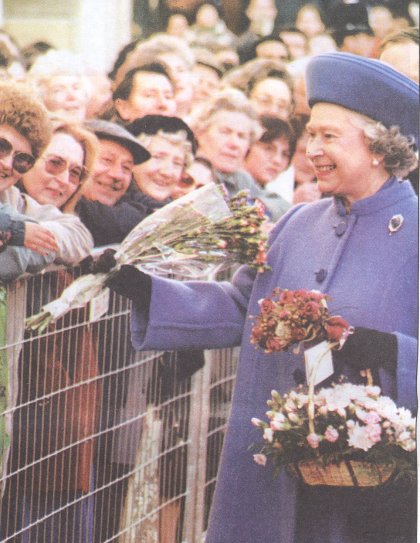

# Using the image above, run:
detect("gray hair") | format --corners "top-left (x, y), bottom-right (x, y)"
top-left (137, 130), bottom-right (194, 168)
top-left (190, 88), bottom-right (261, 145)
top-left (364, 122), bottom-right (418, 179)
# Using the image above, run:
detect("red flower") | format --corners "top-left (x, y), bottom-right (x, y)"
top-left (290, 327), bottom-right (307, 342)
top-left (259, 298), bottom-right (275, 314)
top-left (266, 337), bottom-right (285, 352)
top-left (303, 301), bottom-right (321, 320)
top-left (325, 315), bottom-right (350, 342)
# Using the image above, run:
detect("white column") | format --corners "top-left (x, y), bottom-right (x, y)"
top-left (74, 0), bottom-right (133, 74)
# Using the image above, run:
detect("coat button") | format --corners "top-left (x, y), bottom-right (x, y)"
top-left (335, 221), bottom-right (347, 236)
top-left (315, 269), bottom-right (327, 282)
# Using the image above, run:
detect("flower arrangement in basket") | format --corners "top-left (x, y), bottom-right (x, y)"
top-left (249, 288), bottom-right (417, 487)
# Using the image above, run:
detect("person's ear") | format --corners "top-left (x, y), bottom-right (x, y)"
top-left (114, 98), bottom-right (132, 122)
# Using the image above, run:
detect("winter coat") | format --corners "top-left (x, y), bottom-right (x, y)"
top-left (75, 184), bottom-right (168, 246)
top-left (130, 177), bottom-right (418, 543)
top-left (216, 169), bottom-right (291, 222)
top-left (1, 186), bottom-right (93, 265)
top-left (0, 203), bottom-right (55, 282)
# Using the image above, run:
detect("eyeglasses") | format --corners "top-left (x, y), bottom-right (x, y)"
top-left (0, 137), bottom-right (35, 174)
top-left (42, 155), bottom-right (88, 184)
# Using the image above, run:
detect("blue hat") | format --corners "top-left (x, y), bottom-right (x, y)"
top-left (306, 52), bottom-right (419, 143)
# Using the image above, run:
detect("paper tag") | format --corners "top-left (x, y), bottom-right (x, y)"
top-left (304, 340), bottom-right (334, 386)
top-left (89, 287), bottom-right (110, 322)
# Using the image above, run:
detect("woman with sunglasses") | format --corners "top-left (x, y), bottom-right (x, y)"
top-left (0, 81), bottom-right (94, 267)
top-left (19, 117), bottom-right (98, 210)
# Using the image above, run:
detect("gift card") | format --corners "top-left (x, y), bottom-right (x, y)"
top-left (304, 340), bottom-right (334, 386)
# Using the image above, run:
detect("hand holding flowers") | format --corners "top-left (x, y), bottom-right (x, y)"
top-left (26, 183), bottom-right (270, 333)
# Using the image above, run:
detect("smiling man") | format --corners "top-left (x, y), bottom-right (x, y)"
top-left (74, 119), bottom-right (150, 245)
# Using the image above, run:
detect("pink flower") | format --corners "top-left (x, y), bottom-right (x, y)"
top-left (365, 411), bottom-right (381, 425)
top-left (324, 425), bottom-right (339, 442)
top-left (251, 417), bottom-right (264, 428)
top-left (307, 433), bottom-right (321, 448)
top-left (253, 453), bottom-right (267, 467)
top-left (366, 423), bottom-right (382, 443)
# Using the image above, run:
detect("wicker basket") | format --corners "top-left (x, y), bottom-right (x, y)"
top-left (288, 458), bottom-right (396, 487)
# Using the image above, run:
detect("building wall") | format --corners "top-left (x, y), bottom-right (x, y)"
top-left (3, 0), bottom-right (133, 72)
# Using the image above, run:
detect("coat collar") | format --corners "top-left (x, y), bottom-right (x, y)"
top-left (334, 177), bottom-right (417, 217)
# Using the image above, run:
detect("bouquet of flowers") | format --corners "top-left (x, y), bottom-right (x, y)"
top-left (26, 183), bottom-right (270, 333)
top-left (251, 383), bottom-right (416, 487)
top-left (250, 288), bottom-right (351, 354)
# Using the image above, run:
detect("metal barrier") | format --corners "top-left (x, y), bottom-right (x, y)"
top-left (0, 266), bottom-right (239, 543)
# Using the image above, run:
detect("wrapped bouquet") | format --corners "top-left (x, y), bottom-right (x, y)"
top-left (251, 383), bottom-right (416, 487)
top-left (26, 183), bottom-right (270, 333)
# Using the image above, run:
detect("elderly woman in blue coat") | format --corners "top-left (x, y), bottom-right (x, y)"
top-left (107, 53), bottom-right (418, 543)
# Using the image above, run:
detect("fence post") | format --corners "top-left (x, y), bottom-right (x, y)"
top-left (183, 350), bottom-right (213, 542)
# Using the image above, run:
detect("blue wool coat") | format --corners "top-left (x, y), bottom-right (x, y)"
top-left (131, 177), bottom-right (418, 543)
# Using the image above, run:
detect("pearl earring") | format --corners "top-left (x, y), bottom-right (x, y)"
top-left (372, 158), bottom-right (379, 166)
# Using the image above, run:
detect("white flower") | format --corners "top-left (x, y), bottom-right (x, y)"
top-left (347, 422), bottom-right (376, 451)
top-left (263, 428), bottom-right (274, 443)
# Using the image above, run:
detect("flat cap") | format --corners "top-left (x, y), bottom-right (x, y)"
top-left (306, 52), bottom-right (419, 143)
top-left (84, 119), bottom-right (150, 164)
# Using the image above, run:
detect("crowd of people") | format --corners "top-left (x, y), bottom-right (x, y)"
top-left (0, 0), bottom-right (418, 542)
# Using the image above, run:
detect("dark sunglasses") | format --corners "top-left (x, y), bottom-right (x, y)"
top-left (43, 155), bottom-right (88, 184)
top-left (0, 137), bottom-right (35, 174)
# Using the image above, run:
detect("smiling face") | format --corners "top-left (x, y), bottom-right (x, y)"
top-left (245, 137), bottom-right (291, 186)
top-left (41, 75), bottom-right (89, 121)
top-left (196, 110), bottom-right (253, 173)
top-left (133, 135), bottom-right (186, 201)
top-left (21, 132), bottom-right (84, 207)
top-left (306, 103), bottom-right (388, 202)
top-left (82, 138), bottom-right (134, 206)
top-left (0, 124), bottom-right (33, 193)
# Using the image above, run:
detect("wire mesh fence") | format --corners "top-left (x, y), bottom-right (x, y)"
top-left (0, 265), bottom-right (239, 543)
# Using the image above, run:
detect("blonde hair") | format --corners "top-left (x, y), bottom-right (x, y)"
top-left (221, 58), bottom-right (293, 96)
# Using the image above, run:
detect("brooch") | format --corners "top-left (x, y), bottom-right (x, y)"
top-left (388, 214), bottom-right (404, 235)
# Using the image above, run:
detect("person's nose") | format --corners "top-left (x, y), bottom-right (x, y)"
top-left (0, 153), bottom-right (14, 172)
top-left (159, 159), bottom-right (177, 179)
top-left (306, 137), bottom-right (323, 159)
top-left (54, 168), bottom-right (72, 186)
top-left (108, 161), bottom-right (127, 183)
top-left (227, 134), bottom-right (242, 149)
